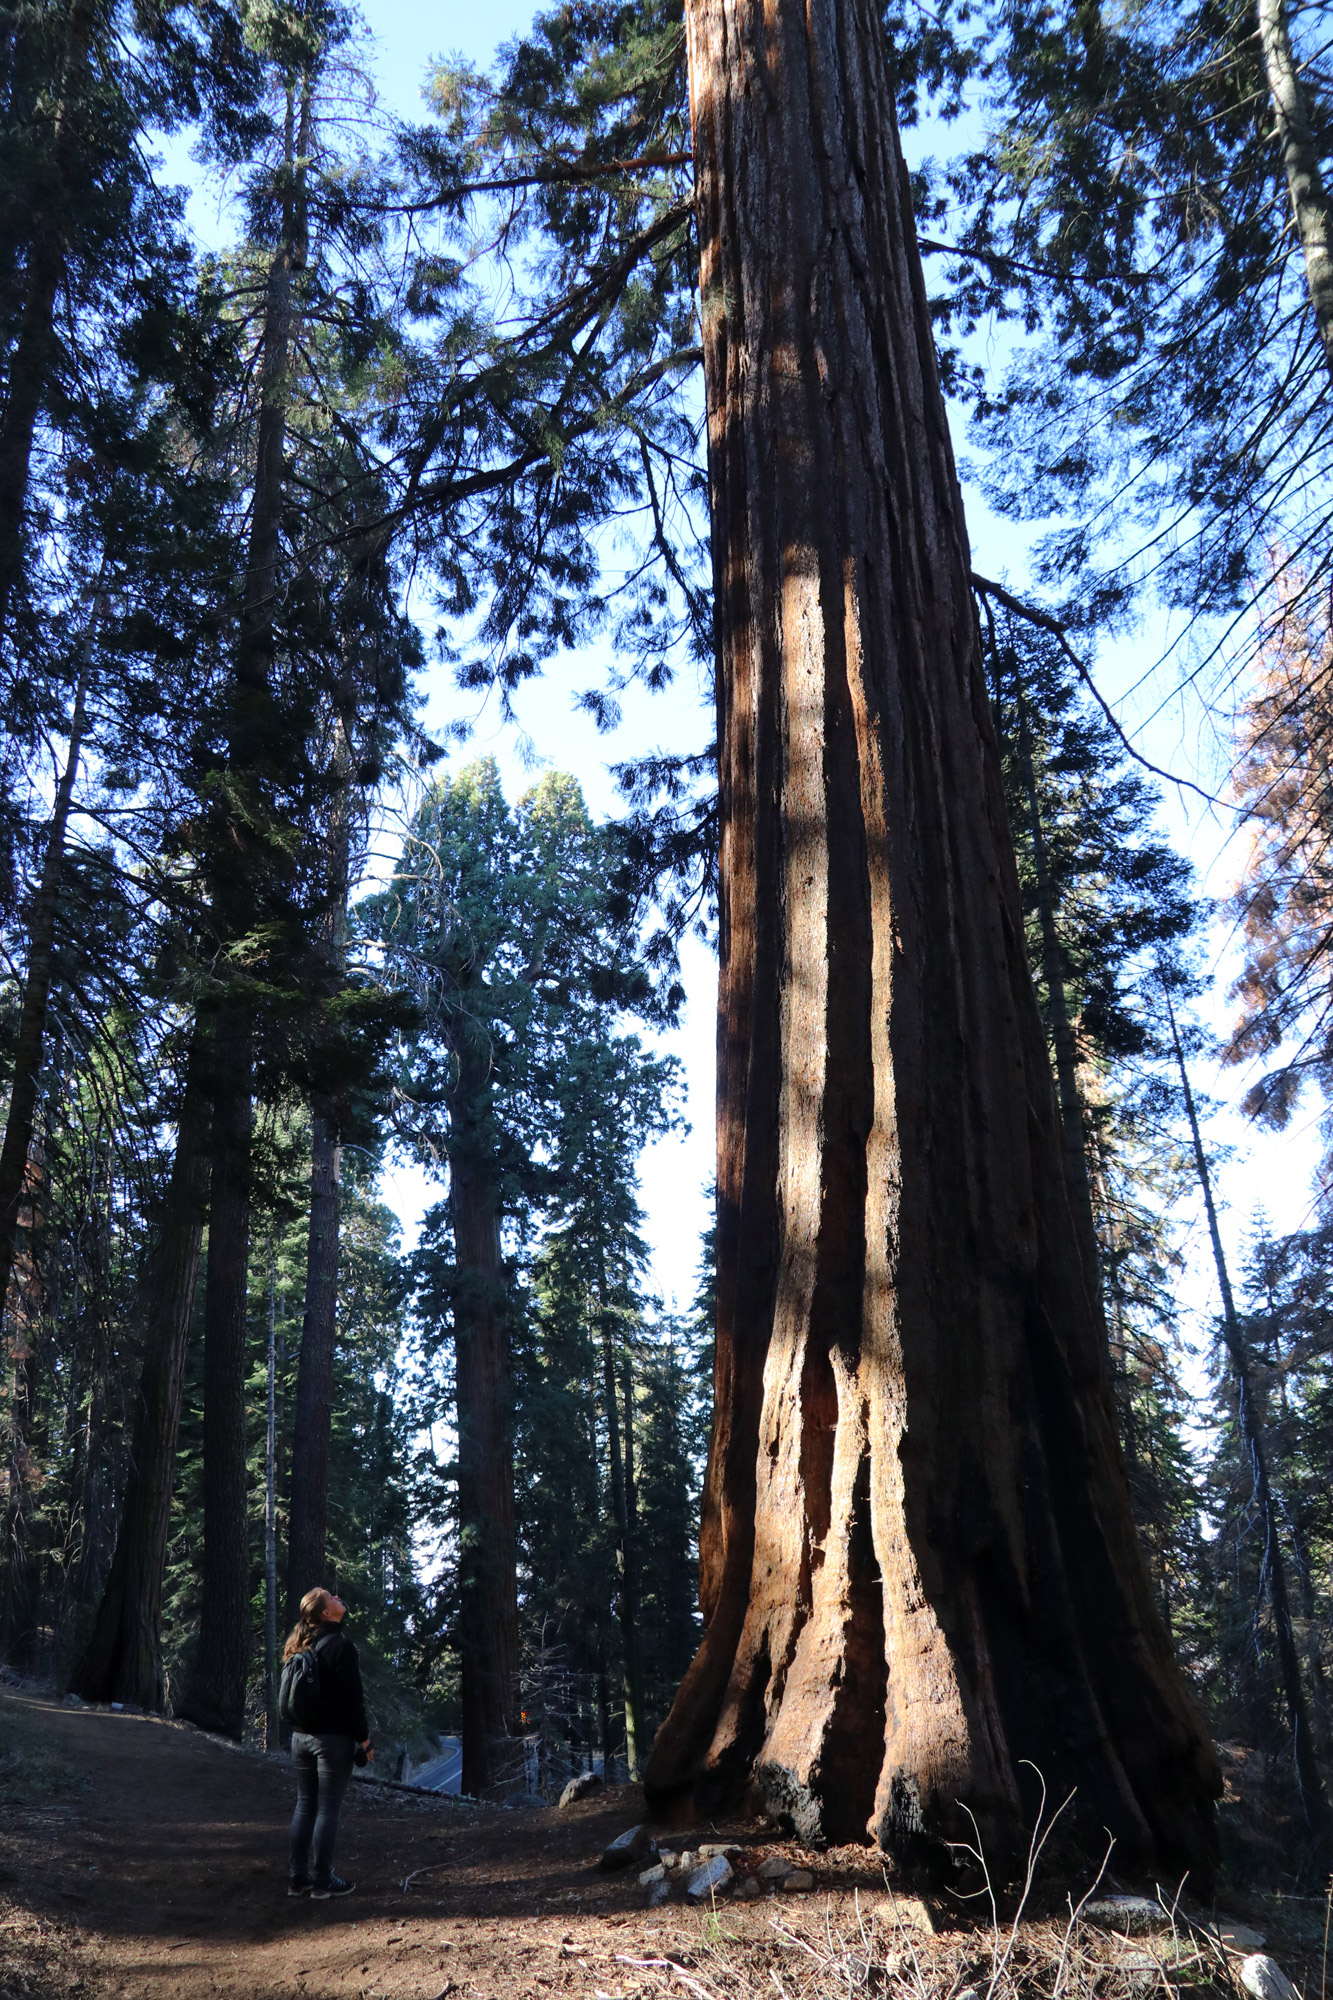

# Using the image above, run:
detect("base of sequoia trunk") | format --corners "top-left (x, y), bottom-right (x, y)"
top-left (647, 1637), bottom-right (1219, 1886)
top-left (643, 1272), bottom-right (1221, 1879)
top-left (644, 1280), bottom-right (1221, 1879)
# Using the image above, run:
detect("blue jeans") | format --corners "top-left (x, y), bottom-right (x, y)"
top-left (289, 1732), bottom-right (354, 1887)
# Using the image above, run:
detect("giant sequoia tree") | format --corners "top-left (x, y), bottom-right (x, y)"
top-left (641, 0), bottom-right (1220, 1873)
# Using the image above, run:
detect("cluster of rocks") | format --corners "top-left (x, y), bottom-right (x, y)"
top-left (1081, 1894), bottom-right (1298, 2000)
top-left (597, 1825), bottom-right (817, 1908)
top-left (594, 1828), bottom-right (1302, 1994)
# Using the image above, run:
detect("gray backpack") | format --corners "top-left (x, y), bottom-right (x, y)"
top-left (278, 1630), bottom-right (335, 1730)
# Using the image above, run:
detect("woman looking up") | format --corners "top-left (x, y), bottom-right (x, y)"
top-left (283, 1587), bottom-right (373, 1898)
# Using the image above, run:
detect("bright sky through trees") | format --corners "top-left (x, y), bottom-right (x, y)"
top-left (161, 0), bottom-right (1320, 1324)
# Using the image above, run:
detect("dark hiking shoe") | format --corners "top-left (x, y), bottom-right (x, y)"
top-left (311, 1874), bottom-right (354, 1900)
top-left (288, 1878), bottom-right (313, 1897)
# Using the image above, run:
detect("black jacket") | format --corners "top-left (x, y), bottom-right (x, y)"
top-left (307, 1621), bottom-right (369, 1741)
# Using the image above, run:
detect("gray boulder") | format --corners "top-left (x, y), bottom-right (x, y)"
top-left (600, 1823), bottom-right (658, 1871)
top-left (1239, 1957), bottom-right (1299, 2000)
top-left (1082, 1896), bottom-right (1166, 1935)
top-left (686, 1855), bottom-right (734, 1901)
top-left (1205, 1922), bottom-right (1267, 1954)
top-left (559, 1771), bottom-right (604, 1808)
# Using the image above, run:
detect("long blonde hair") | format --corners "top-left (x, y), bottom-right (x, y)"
top-left (283, 1587), bottom-right (334, 1661)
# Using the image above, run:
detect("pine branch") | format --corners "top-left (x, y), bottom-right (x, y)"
top-left (385, 151), bottom-right (694, 213)
top-left (917, 237), bottom-right (1150, 290)
top-left (968, 570), bottom-right (1232, 810)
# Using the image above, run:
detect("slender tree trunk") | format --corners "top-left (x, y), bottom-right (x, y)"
top-left (595, 1270), bottom-right (646, 1774)
top-left (451, 1104), bottom-right (519, 1797)
top-left (286, 753), bottom-right (351, 1619)
top-left (73, 1146), bottom-right (119, 1625)
top-left (1013, 689), bottom-right (1101, 1294)
top-left (1257, 0), bottom-right (1333, 383)
top-left (1283, 1497), bottom-right (1331, 1752)
top-left (620, 1349), bottom-right (646, 1745)
top-left (0, 611), bottom-right (97, 1326)
top-left (662, 1344), bottom-right (697, 1684)
top-left (71, 1035), bottom-right (211, 1707)
top-left (0, 0), bottom-right (100, 635)
top-left (644, 0), bottom-right (1220, 1876)
top-left (1165, 992), bottom-right (1329, 1840)
top-left (74, 1321), bottom-right (111, 1617)
top-left (0, 1144), bottom-right (47, 1665)
top-left (285, 1115), bottom-right (341, 1613)
top-left (596, 1634), bottom-right (612, 1781)
top-left (177, 1007), bottom-right (255, 1737)
top-left (265, 1253), bottom-right (278, 1749)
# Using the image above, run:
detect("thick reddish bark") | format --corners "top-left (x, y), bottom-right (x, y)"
top-left (452, 1110), bottom-right (520, 1798)
top-left (71, 1035), bottom-right (211, 1708)
top-left (643, 0), bottom-right (1220, 1876)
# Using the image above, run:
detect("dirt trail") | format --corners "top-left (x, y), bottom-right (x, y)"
top-left (2, 1696), bottom-right (1317, 2000)
top-left (0, 1693), bottom-right (874, 2000)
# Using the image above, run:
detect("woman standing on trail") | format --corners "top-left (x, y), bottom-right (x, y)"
top-left (283, 1588), bottom-right (373, 1899)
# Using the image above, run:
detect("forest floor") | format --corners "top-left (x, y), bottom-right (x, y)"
top-left (0, 1692), bottom-right (1325, 2000)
